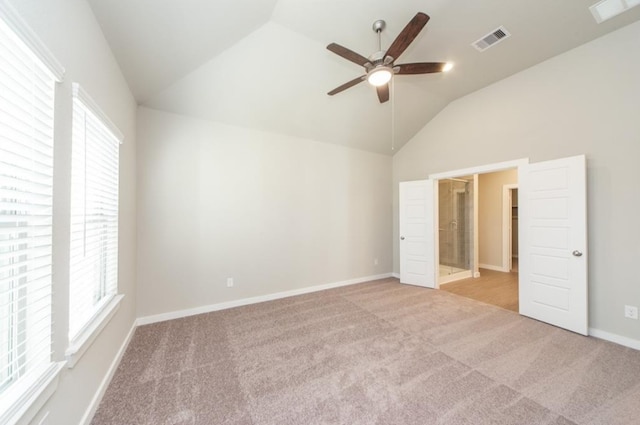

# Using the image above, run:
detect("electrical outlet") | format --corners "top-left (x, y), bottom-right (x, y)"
top-left (374, 258), bottom-right (379, 266)
top-left (226, 278), bottom-right (234, 288)
top-left (624, 305), bottom-right (638, 320)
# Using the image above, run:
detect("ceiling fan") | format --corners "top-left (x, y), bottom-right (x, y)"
top-left (326, 12), bottom-right (452, 103)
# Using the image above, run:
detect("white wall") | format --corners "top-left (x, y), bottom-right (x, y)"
top-left (136, 107), bottom-right (392, 318)
top-left (12, 0), bottom-right (137, 423)
top-left (393, 21), bottom-right (640, 341)
top-left (478, 169), bottom-right (517, 269)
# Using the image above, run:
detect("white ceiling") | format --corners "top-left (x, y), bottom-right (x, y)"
top-left (88, 0), bottom-right (640, 154)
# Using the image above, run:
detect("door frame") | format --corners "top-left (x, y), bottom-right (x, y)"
top-left (502, 183), bottom-right (518, 272)
top-left (429, 158), bottom-right (529, 282)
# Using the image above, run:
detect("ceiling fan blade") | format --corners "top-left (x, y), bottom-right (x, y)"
top-left (328, 75), bottom-right (366, 96)
top-left (327, 43), bottom-right (370, 67)
top-left (384, 12), bottom-right (430, 62)
top-left (376, 84), bottom-right (389, 103)
top-left (396, 62), bottom-right (447, 74)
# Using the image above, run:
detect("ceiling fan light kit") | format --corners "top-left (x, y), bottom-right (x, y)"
top-left (326, 12), bottom-right (450, 103)
top-left (367, 67), bottom-right (392, 86)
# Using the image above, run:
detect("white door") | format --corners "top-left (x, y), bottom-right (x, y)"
top-left (519, 155), bottom-right (588, 335)
top-left (399, 180), bottom-right (436, 288)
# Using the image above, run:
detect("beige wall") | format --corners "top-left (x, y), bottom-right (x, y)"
top-left (478, 170), bottom-right (517, 269)
top-left (13, 0), bottom-right (138, 424)
top-left (136, 107), bottom-right (392, 318)
top-left (393, 21), bottom-right (640, 341)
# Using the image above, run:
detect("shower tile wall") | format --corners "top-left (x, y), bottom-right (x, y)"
top-left (439, 180), bottom-right (455, 266)
top-left (439, 179), bottom-right (474, 272)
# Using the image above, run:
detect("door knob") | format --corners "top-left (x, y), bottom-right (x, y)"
top-left (572, 250), bottom-right (583, 257)
top-left (400, 236), bottom-right (405, 240)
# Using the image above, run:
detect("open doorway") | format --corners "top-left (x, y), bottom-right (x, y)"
top-left (438, 169), bottom-right (519, 312)
top-left (399, 155), bottom-right (588, 333)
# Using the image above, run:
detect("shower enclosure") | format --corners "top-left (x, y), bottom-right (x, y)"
top-left (438, 178), bottom-right (474, 284)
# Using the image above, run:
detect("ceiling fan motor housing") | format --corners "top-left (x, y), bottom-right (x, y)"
top-left (367, 51), bottom-right (386, 69)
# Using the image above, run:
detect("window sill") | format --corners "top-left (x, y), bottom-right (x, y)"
top-left (65, 294), bottom-right (124, 368)
top-left (0, 361), bottom-right (65, 425)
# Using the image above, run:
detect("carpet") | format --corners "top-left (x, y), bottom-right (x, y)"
top-left (91, 278), bottom-right (640, 424)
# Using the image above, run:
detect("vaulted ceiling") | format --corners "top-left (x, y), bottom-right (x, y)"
top-left (88, 0), bottom-right (640, 154)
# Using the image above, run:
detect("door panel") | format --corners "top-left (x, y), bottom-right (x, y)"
top-left (399, 180), bottom-right (436, 288)
top-left (519, 155), bottom-right (588, 335)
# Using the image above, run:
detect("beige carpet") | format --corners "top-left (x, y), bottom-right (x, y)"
top-left (92, 278), bottom-right (640, 424)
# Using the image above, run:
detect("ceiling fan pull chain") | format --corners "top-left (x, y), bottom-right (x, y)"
top-left (391, 78), bottom-right (395, 151)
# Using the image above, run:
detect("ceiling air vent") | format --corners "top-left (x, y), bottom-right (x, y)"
top-left (472, 26), bottom-right (511, 52)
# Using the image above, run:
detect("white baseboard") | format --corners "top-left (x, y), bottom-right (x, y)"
top-left (392, 272), bottom-right (400, 279)
top-left (80, 322), bottom-right (137, 425)
top-left (589, 328), bottom-right (640, 351)
top-left (136, 273), bottom-right (394, 326)
top-left (479, 263), bottom-right (509, 273)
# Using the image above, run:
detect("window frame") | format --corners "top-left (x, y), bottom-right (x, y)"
top-left (0, 1), bottom-right (65, 424)
top-left (65, 83), bottom-right (124, 368)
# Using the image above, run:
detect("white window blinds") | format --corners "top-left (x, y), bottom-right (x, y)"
top-left (68, 85), bottom-right (121, 341)
top-left (0, 12), bottom-right (57, 403)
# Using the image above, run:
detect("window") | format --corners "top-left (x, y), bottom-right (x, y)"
top-left (68, 84), bottom-right (122, 342)
top-left (0, 2), bottom-right (64, 421)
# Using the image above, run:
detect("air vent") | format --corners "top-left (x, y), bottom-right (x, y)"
top-left (472, 26), bottom-right (511, 52)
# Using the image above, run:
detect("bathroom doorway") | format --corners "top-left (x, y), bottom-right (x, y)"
top-left (437, 169), bottom-right (519, 310)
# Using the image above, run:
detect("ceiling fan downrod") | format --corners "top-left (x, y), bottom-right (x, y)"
top-left (372, 19), bottom-right (386, 52)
